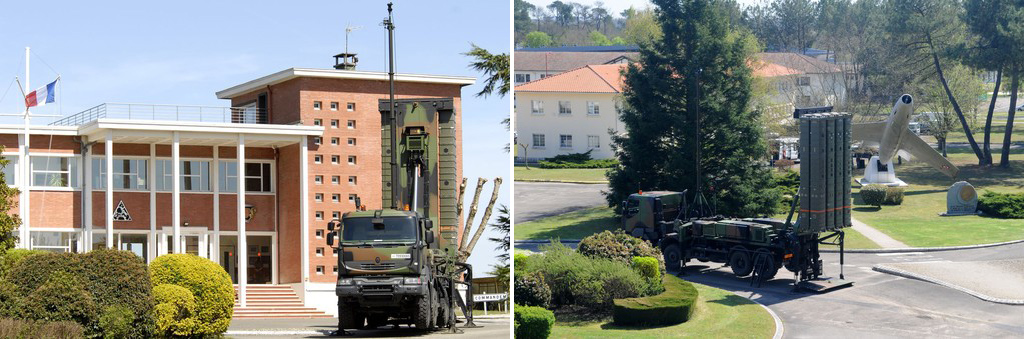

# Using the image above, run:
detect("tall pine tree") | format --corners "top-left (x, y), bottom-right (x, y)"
top-left (607, 0), bottom-right (780, 217)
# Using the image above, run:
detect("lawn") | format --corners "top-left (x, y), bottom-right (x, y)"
top-left (852, 153), bottom-right (1024, 247)
top-left (838, 227), bottom-right (881, 249)
top-left (514, 206), bottom-right (618, 240)
top-left (550, 281), bottom-right (775, 338)
top-left (514, 166), bottom-right (609, 183)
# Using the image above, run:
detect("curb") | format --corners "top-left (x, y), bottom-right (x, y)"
top-left (821, 238), bottom-right (1024, 253)
top-left (514, 179), bottom-right (608, 184)
top-left (225, 316), bottom-right (508, 336)
top-left (514, 239), bottom-right (581, 244)
top-left (872, 264), bottom-right (1024, 305)
top-left (732, 294), bottom-right (785, 339)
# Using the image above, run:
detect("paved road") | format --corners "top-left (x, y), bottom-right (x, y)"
top-left (514, 182), bottom-right (1024, 338)
top-left (227, 317), bottom-right (510, 339)
top-left (513, 182), bottom-right (607, 223)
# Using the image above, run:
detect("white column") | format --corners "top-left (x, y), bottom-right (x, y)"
top-left (149, 143), bottom-right (156, 261)
top-left (172, 132), bottom-right (181, 253)
top-left (83, 138), bottom-right (92, 252)
top-left (105, 132), bottom-right (114, 249)
top-left (18, 134), bottom-right (28, 249)
top-left (300, 136), bottom-right (310, 283)
top-left (212, 145), bottom-right (220, 264)
top-left (237, 134), bottom-right (247, 307)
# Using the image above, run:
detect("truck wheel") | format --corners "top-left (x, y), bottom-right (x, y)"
top-left (663, 243), bottom-right (682, 270)
top-left (414, 292), bottom-right (433, 330)
top-left (754, 252), bottom-right (779, 280)
top-left (729, 250), bottom-right (754, 277)
top-left (435, 296), bottom-right (450, 329)
top-left (338, 303), bottom-right (363, 329)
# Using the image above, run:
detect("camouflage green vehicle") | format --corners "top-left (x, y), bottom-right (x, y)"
top-left (621, 191), bottom-right (685, 241)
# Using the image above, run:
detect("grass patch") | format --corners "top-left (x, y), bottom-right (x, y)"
top-left (515, 166), bottom-right (609, 182)
top-left (838, 227), bottom-right (881, 249)
top-left (550, 281), bottom-right (775, 338)
top-left (852, 153), bottom-right (1024, 247)
top-left (514, 206), bottom-right (618, 240)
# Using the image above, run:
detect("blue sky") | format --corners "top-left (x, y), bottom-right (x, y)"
top-left (0, 0), bottom-right (511, 272)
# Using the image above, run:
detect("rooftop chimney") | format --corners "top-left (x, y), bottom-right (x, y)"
top-left (334, 53), bottom-right (358, 70)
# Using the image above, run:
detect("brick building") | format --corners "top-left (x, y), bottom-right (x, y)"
top-left (4, 66), bottom-right (474, 316)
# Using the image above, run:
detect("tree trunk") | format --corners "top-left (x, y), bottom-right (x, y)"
top-left (940, 137), bottom-right (947, 157)
top-left (1001, 65), bottom-right (1019, 167)
top-left (930, 46), bottom-right (985, 162)
top-left (983, 68), bottom-right (1002, 165)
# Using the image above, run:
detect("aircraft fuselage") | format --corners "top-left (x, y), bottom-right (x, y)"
top-left (878, 94), bottom-right (914, 161)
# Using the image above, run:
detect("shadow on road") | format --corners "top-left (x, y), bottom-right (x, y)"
top-left (675, 264), bottom-right (823, 307)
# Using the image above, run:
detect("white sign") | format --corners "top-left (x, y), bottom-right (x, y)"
top-left (473, 293), bottom-right (508, 302)
top-left (112, 200), bottom-right (132, 221)
top-left (390, 253), bottom-right (411, 259)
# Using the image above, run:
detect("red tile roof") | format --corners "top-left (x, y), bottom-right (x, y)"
top-left (515, 64), bottom-right (628, 93)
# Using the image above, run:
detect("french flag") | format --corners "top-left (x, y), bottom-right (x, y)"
top-left (24, 79), bottom-right (57, 108)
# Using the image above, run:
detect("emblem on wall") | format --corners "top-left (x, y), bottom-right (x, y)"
top-left (112, 200), bottom-right (132, 221)
top-left (245, 204), bottom-right (257, 222)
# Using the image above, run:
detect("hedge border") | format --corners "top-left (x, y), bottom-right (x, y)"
top-left (612, 274), bottom-right (697, 326)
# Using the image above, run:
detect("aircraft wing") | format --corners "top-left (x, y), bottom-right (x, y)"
top-left (900, 130), bottom-right (960, 178)
top-left (852, 122), bottom-right (886, 143)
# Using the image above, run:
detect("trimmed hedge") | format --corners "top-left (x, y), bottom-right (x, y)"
top-left (861, 184), bottom-right (887, 207)
top-left (514, 271), bottom-right (552, 308)
top-left (153, 284), bottom-right (199, 337)
top-left (0, 318), bottom-right (85, 339)
top-left (631, 256), bottom-right (660, 280)
top-left (577, 230), bottom-right (665, 273)
top-left (537, 159), bottom-right (618, 169)
top-left (150, 254), bottom-right (234, 336)
top-left (514, 305), bottom-right (554, 339)
top-left (884, 187), bottom-right (905, 205)
top-left (612, 274), bottom-right (698, 326)
top-left (978, 191), bottom-right (1024, 218)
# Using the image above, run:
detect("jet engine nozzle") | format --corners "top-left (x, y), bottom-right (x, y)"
top-left (901, 94), bottom-right (912, 104)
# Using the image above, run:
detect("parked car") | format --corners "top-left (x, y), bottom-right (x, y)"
top-left (1016, 103), bottom-right (1024, 111)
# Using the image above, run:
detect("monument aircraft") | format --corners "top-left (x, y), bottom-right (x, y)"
top-left (852, 94), bottom-right (959, 185)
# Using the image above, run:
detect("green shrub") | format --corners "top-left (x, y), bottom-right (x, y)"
top-left (530, 243), bottom-right (661, 310)
top-left (978, 191), bottom-right (1024, 218)
top-left (150, 254), bottom-right (234, 336)
top-left (0, 249), bottom-right (45, 278)
top-left (612, 274), bottom-right (698, 326)
top-left (152, 284), bottom-right (199, 337)
top-left (7, 252), bottom-right (82, 296)
top-left (98, 305), bottom-right (133, 339)
top-left (513, 253), bottom-right (529, 274)
top-left (0, 280), bottom-right (20, 318)
top-left (884, 187), bottom-right (905, 205)
top-left (514, 271), bottom-right (551, 308)
top-left (861, 184), bottom-right (887, 207)
top-left (20, 271), bottom-right (99, 330)
top-left (577, 230), bottom-right (665, 273)
top-left (546, 150), bottom-right (593, 163)
top-left (514, 305), bottom-right (554, 339)
top-left (537, 159), bottom-right (618, 169)
top-left (0, 318), bottom-right (85, 339)
top-left (79, 249), bottom-right (155, 338)
top-left (631, 256), bottom-right (660, 280)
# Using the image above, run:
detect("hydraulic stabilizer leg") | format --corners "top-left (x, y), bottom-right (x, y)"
top-left (455, 262), bottom-right (481, 328)
top-left (839, 230), bottom-right (845, 280)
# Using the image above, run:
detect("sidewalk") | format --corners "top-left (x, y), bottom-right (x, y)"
top-left (851, 217), bottom-right (908, 248)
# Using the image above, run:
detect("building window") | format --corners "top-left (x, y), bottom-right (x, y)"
top-left (313, 101), bottom-right (322, 110)
top-left (347, 120), bottom-right (356, 129)
top-left (218, 162), bottom-right (273, 193)
top-left (515, 74), bottom-right (530, 83)
top-left (797, 76), bottom-right (810, 86)
top-left (30, 231), bottom-right (78, 253)
top-left (316, 265), bottom-right (324, 275)
top-left (532, 134), bottom-right (545, 148)
top-left (332, 194), bottom-right (341, 203)
top-left (333, 266), bottom-right (338, 274)
top-left (313, 137), bottom-right (321, 145)
top-left (313, 119), bottom-right (322, 126)
top-left (1, 155), bottom-right (18, 185)
top-left (315, 193), bottom-right (323, 202)
top-left (316, 247), bottom-right (324, 256)
top-left (558, 101), bottom-right (572, 115)
top-left (531, 100), bottom-right (544, 115)
top-left (347, 138), bottom-right (356, 146)
top-left (347, 102), bottom-right (355, 111)
top-left (330, 102), bottom-right (339, 111)
top-left (799, 95), bottom-right (811, 106)
top-left (314, 155), bottom-right (322, 164)
top-left (92, 158), bottom-right (148, 190)
top-left (154, 160), bottom-right (210, 192)
top-left (560, 134), bottom-right (573, 149)
top-left (331, 155), bottom-right (340, 165)
top-left (314, 175), bottom-right (323, 185)
top-left (348, 176), bottom-right (357, 185)
top-left (331, 137), bottom-right (340, 146)
top-left (349, 194), bottom-right (357, 203)
top-left (588, 135), bottom-right (601, 149)
top-left (331, 176), bottom-right (340, 185)
top-left (587, 101), bottom-right (600, 116)
top-left (315, 211), bottom-right (324, 220)
top-left (315, 229), bottom-right (324, 238)
top-left (332, 211), bottom-right (341, 220)
top-left (330, 120), bottom-right (339, 128)
top-left (31, 156), bottom-right (78, 188)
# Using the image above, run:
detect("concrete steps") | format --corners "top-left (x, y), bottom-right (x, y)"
top-left (233, 285), bottom-right (332, 319)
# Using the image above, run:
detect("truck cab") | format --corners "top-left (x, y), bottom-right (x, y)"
top-left (621, 191), bottom-right (685, 241)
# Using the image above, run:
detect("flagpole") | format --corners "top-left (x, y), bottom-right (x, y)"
top-left (21, 47), bottom-right (30, 249)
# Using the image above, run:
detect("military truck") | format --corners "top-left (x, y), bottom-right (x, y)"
top-left (322, 4), bottom-right (475, 332)
top-left (625, 112), bottom-right (853, 288)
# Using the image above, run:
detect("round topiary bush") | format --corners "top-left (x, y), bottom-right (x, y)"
top-left (150, 254), bottom-right (234, 336)
top-left (79, 249), bottom-right (155, 338)
top-left (861, 184), bottom-right (887, 207)
top-left (152, 283), bottom-right (199, 337)
top-left (514, 305), bottom-right (554, 339)
top-left (631, 256), bottom-right (660, 280)
top-left (20, 271), bottom-right (99, 329)
top-left (514, 271), bottom-right (552, 308)
top-left (7, 252), bottom-right (82, 296)
top-left (884, 187), bottom-right (905, 205)
top-left (612, 274), bottom-right (698, 327)
top-left (577, 230), bottom-right (665, 272)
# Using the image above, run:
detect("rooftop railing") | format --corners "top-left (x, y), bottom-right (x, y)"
top-left (48, 103), bottom-right (268, 126)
